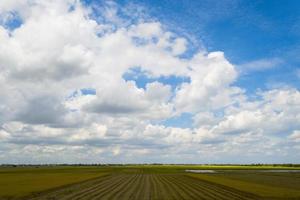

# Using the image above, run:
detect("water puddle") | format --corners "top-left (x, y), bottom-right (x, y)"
top-left (185, 170), bottom-right (217, 173)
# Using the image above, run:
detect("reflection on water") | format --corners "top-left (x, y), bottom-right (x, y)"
top-left (185, 170), bottom-right (216, 173)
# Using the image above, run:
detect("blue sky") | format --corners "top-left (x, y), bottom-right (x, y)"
top-left (97, 0), bottom-right (300, 128)
top-left (0, 0), bottom-right (300, 163)
top-left (82, 0), bottom-right (300, 93)
top-left (137, 0), bottom-right (299, 90)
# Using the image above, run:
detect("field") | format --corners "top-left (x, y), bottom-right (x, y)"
top-left (0, 167), bottom-right (108, 199)
top-left (1, 165), bottom-right (300, 200)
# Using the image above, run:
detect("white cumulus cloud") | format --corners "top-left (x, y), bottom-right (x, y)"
top-left (0, 0), bottom-right (299, 164)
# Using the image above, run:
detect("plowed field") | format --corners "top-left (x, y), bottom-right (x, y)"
top-left (28, 173), bottom-right (257, 200)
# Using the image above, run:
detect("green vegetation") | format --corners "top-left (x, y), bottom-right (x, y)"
top-left (0, 167), bottom-right (107, 199)
top-left (202, 171), bottom-right (300, 190)
top-left (188, 173), bottom-right (300, 199)
top-left (0, 165), bottom-right (300, 199)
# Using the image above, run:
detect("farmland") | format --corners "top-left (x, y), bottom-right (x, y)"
top-left (1, 165), bottom-right (300, 200)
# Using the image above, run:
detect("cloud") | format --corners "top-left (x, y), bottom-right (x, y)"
top-left (0, 0), bottom-right (299, 164)
top-left (174, 52), bottom-right (240, 113)
top-left (238, 57), bottom-right (283, 74)
top-left (14, 95), bottom-right (67, 125)
top-left (289, 130), bottom-right (300, 142)
top-left (0, 0), bottom-right (29, 13)
top-left (215, 89), bottom-right (300, 135)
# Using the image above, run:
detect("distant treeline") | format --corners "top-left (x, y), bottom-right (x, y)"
top-left (1, 163), bottom-right (300, 167)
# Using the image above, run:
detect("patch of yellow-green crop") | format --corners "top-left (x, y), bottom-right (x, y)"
top-left (0, 167), bottom-right (107, 198)
top-left (187, 173), bottom-right (300, 198)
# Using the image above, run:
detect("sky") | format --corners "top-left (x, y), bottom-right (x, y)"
top-left (0, 0), bottom-right (299, 164)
